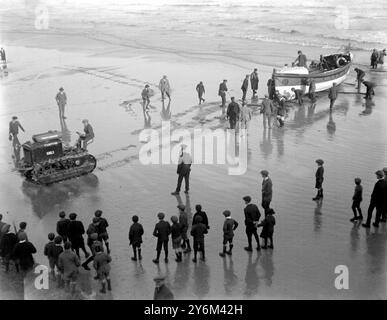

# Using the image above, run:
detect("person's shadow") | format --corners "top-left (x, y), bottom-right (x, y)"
top-left (143, 108), bottom-right (152, 128)
top-left (161, 99), bottom-right (172, 121)
top-left (260, 128), bottom-right (273, 159)
top-left (260, 251), bottom-right (274, 286)
top-left (314, 199), bottom-right (323, 233)
top-left (192, 260), bottom-right (210, 299)
top-left (244, 253), bottom-right (260, 298)
top-left (223, 256), bottom-right (238, 296)
top-left (326, 109), bottom-right (336, 137)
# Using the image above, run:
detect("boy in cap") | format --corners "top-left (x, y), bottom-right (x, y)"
top-left (0, 224), bottom-right (18, 272)
top-left (313, 159), bottom-right (324, 201)
top-left (258, 208), bottom-right (276, 249)
top-left (12, 232), bottom-right (37, 274)
top-left (190, 215), bottom-right (208, 262)
top-left (152, 212), bottom-right (171, 264)
top-left (93, 245), bottom-right (112, 293)
top-left (243, 196), bottom-right (261, 251)
top-left (67, 213), bottom-right (90, 259)
top-left (260, 170), bottom-right (273, 213)
top-left (178, 204), bottom-right (191, 253)
top-left (56, 211), bottom-right (70, 243)
top-left (95, 210), bottom-right (110, 254)
top-left (44, 233), bottom-right (56, 279)
top-left (16, 222), bottom-right (28, 242)
top-left (86, 217), bottom-right (101, 253)
top-left (153, 274), bottom-right (174, 300)
top-left (226, 97), bottom-right (240, 130)
top-left (129, 215), bottom-right (144, 261)
top-left (58, 241), bottom-right (80, 294)
top-left (350, 178), bottom-right (363, 222)
top-left (170, 216), bottom-right (182, 262)
top-left (192, 204), bottom-right (209, 229)
top-left (219, 210), bottom-right (239, 257)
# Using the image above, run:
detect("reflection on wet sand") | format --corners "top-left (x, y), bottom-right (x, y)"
top-left (260, 128), bottom-right (273, 159)
top-left (360, 99), bottom-right (375, 116)
top-left (326, 110), bottom-right (336, 137)
top-left (143, 109), bottom-right (151, 128)
top-left (21, 174), bottom-right (99, 217)
top-left (192, 261), bottom-right (210, 298)
top-left (260, 251), bottom-right (274, 287)
top-left (314, 199), bottom-right (323, 233)
top-left (161, 99), bottom-right (171, 121)
top-left (222, 257), bottom-right (238, 296)
top-left (244, 254), bottom-right (259, 298)
top-left (60, 116), bottom-right (71, 147)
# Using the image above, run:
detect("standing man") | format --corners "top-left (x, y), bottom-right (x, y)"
top-left (328, 83), bottom-right (338, 110)
top-left (76, 119), bottom-right (94, 151)
top-left (171, 144), bottom-right (192, 195)
top-left (142, 84), bottom-right (151, 110)
top-left (177, 204), bottom-right (191, 253)
top-left (308, 79), bottom-right (316, 103)
top-left (313, 159), bottom-right (324, 201)
top-left (56, 211), bottom-right (70, 243)
top-left (12, 233), bottom-right (36, 275)
top-left (9, 116), bottom-right (25, 149)
top-left (241, 74), bottom-right (249, 102)
top-left (362, 170), bottom-right (387, 228)
top-left (382, 167), bottom-right (387, 222)
top-left (152, 212), bottom-right (171, 264)
top-left (218, 79), bottom-right (228, 113)
top-left (95, 210), bottom-right (110, 254)
top-left (67, 213), bottom-right (90, 259)
top-left (260, 170), bottom-right (273, 213)
top-left (190, 216), bottom-right (207, 262)
top-left (243, 196), bottom-right (261, 252)
top-left (0, 47), bottom-right (6, 61)
top-left (153, 275), bottom-right (174, 300)
top-left (159, 75), bottom-right (171, 101)
top-left (294, 50), bottom-right (307, 67)
top-left (354, 68), bottom-right (365, 90)
top-left (55, 87), bottom-right (67, 119)
top-left (226, 97), bottom-right (240, 130)
top-left (260, 94), bottom-right (274, 129)
top-left (250, 68), bottom-right (259, 97)
top-left (196, 81), bottom-right (205, 104)
top-left (267, 77), bottom-right (275, 100)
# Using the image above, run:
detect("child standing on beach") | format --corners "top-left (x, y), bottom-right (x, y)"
top-left (44, 233), bottom-right (56, 279)
top-left (152, 212), bottom-right (171, 264)
top-left (170, 216), bottom-right (182, 262)
top-left (350, 178), bottom-right (363, 222)
top-left (219, 210), bottom-right (238, 257)
top-left (258, 209), bottom-right (276, 249)
top-left (129, 215), bottom-right (144, 261)
top-left (190, 215), bottom-right (208, 262)
top-left (93, 245), bottom-right (112, 294)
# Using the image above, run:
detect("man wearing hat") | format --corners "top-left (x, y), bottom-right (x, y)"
top-left (76, 119), bottom-right (94, 151)
top-left (152, 212), bottom-right (171, 264)
top-left (260, 95), bottom-right (274, 129)
top-left (243, 196), bottom-right (261, 252)
top-left (153, 274), bottom-right (174, 300)
top-left (0, 224), bottom-right (18, 272)
top-left (171, 144), bottom-right (192, 195)
top-left (362, 170), bottom-right (387, 228)
top-left (142, 84), bottom-right (151, 110)
top-left (159, 75), bottom-right (171, 101)
top-left (226, 97), bottom-right (240, 130)
top-left (12, 232), bottom-right (37, 274)
top-left (56, 211), bottom-right (70, 243)
top-left (67, 213), bottom-right (90, 259)
top-left (55, 87), bottom-right (67, 119)
top-left (241, 74), bottom-right (249, 101)
top-left (313, 159), bottom-right (324, 201)
top-left (178, 204), bottom-right (191, 253)
top-left (250, 68), bottom-right (259, 97)
top-left (260, 170), bottom-right (273, 212)
top-left (9, 116), bottom-right (25, 149)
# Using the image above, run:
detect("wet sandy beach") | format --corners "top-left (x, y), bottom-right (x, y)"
top-left (1, 1), bottom-right (387, 300)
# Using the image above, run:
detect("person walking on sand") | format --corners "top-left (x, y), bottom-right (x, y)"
top-left (170, 216), bottom-right (182, 262)
top-left (190, 216), bottom-right (208, 262)
top-left (241, 74), bottom-right (249, 102)
top-left (362, 170), bottom-right (387, 228)
top-left (153, 274), bottom-right (174, 300)
top-left (350, 178), bottom-right (363, 222)
top-left (9, 116), bottom-right (25, 149)
top-left (258, 208), bottom-right (276, 249)
top-left (196, 81), bottom-right (205, 104)
top-left (93, 245), bottom-right (112, 294)
top-left (370, 49), bottom-right (379, 69)
top-left (152, 212), bottom-right (171, 264)
top-left (308, 79), bottom-right (316, 103)
top-left (354, 68), bottom-right (365, 90)
top-left (250, 68), bottom-right (259, 97)
top-left (260, 170), bottom-right (273, 213)
top-left (226, 97), bottom-right (240, 130)
top-left (171, 144), bottom-right (192, 195)
top-left (67, 213), bottom-right (90, 259)
top-left (58, 241), bottom-right (80, 294)
top-left (219, 210), bottom-right (238, 257)
top-left (177, 204), bottom-right (191, 254)
top-left (218, 79), bottom-right (228, 112)
top-left (260, 95), bottom-right (274, 129)
top-left (313, 159), bottom-right (324, 201)
top-left (159, 75), bottom-right (171, 101)
top-left (129, 215), bottom-right (144, 261)
top-left (243, 196), bottom-right (261, 252)
top-left (141, 84), bottom-right (151, 110)
top-left (240, 102), bottom-right (252, 130)
top-left (294, 50), bottom-right (307, 67)
top-left (55, 87), bottom-right (67, 119)
top-left (328, 83), bottom-right (338, 110)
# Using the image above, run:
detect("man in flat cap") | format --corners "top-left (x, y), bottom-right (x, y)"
top-left (171, 144), bottom-right (192, 195)
top-left (313, 159), bottom-right (324, 201)
top-left (153, 274), bottom-right (174, 300)
top-left (382, 167), bottom-right (387, 222)
top-left (243, 196), bottom-right (261, 252)
top-left (363, 170), bottom-right (387, 228)
top-left (55, 87), bottom-right (67, 119)
top-left (260, 170), bottom-right (273, 213)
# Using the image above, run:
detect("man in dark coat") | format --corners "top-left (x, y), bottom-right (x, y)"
top-left (243, 196), bottom-right (261, 251)
top-left (56, 211), bottom-right (70, 243)
top-left (129, 215), bottom-right (144, 261)
top-left (362, 80), bottom-right (375, 100)
top-left (152, 212), bottom-right (171, 264)
top-left (313, 159), bottom-right (324, 200)
top-left (354, 68), bottom-right (365, 90)
top-left (153, 275), bottom-right (174, 300)
top-left (171, 144), bottom-right (192, 195)
top-left (267, 78), bottom-right (275, 99)
top-left (370, 49), bottom-right (379, 69)
top-left (328, 83), bottom-right (338, 110)
top-left (241, 75), bottom-right (249, 101)
top-left (196, 81), bottom-right (205, 104)
top-left (226, 97), bottom-right (240, 129)
top-left (192, 204), bottom-right (209, 229)
top-left (250, 69), bottom-right (259, 96)
top-left (218, 79), bottom-right (228, 110)
top-left (67, 213), bottom-right (90, 258)
top-left (260, 170), bottom-right (273, 212)
top-left (0, 214), bottom-right (6, 243)
top-left (12, 233), bottom-right (36, 274)
top-left (0, 224), bottom-right (18, 272)
top-left (190, 216), bottom-right (208, 262)
top-left (362, 170), bottom-right (387, 228)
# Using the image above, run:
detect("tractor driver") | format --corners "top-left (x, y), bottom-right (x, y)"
top-left (76, 119), bottom-right (94, 151)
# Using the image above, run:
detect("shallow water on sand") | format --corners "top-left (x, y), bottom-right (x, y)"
top-left (1, 42), bottom-right (387, 299)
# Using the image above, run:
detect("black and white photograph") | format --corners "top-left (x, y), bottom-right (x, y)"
top-left (0, 0), bottom-right (387, 306)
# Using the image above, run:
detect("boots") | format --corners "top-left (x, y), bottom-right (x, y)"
top-left (131, 247), bottom-right (137, 261)
top-left (201, 249), bottom-right (205, 262)
top-left (192, 251), bottom-right (197, 263)
top-left (100, 282), bottom-right (106, 294)
top-left (107, 279), bottom-right (112, 291)
top-left (219, 245), bottom-right (227, 257)
top-left (153, 251), bottom-right (161, 264)
top-left (164, 250), bottom-right (168, 263)
top-left (138, 249), bottom-right (142, 260)
top-left (184, 240), bottom-right (192, 253)
top-left (105, 243), bottom-right (111, 254)
top-left (175, 252), bottom-right (181, 262)
top-left (226, 244), bottom-right (233, 255)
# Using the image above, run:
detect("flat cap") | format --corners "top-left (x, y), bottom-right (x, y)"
top-left (260, 170), bottom-right (269, 176)
top-left (375, 170), bottom-right (384, 178)
top-left (154, 274), bottom-right (166, 282)
top-left (177, 204), bottom-right (185, 210)
top-left (316, 159), bottom-right (324, 165)
top-left (243, 196), bottom-right (251, 202)
top-left (157, 212), bottom-right (165, 219)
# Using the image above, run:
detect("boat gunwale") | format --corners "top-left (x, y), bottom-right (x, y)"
top-left (273, 62), bottom-right (351, 79)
